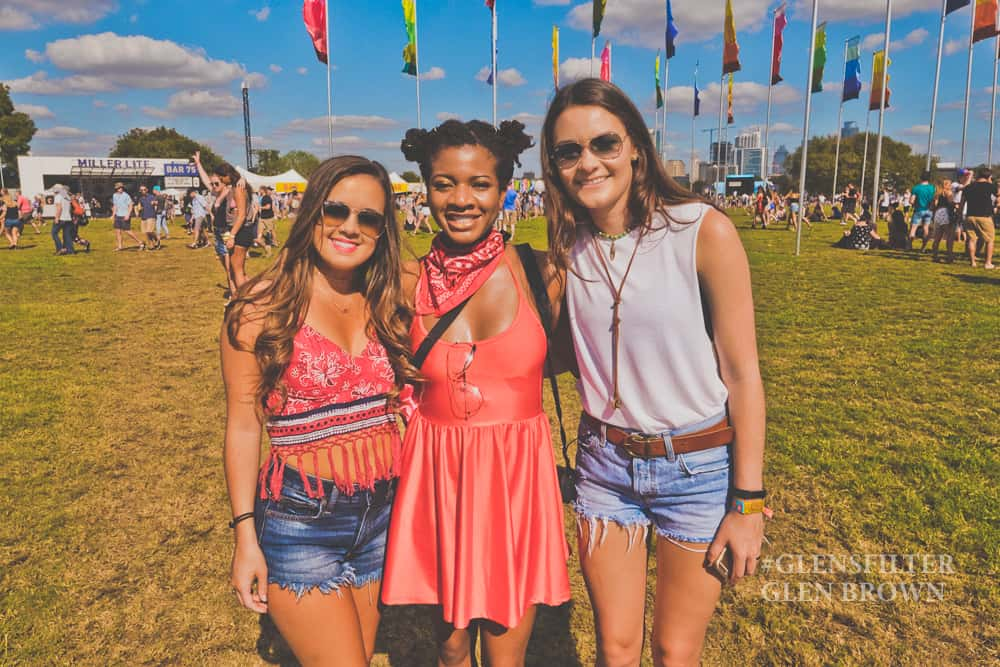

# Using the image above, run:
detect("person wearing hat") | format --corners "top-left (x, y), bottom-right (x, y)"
top-left (153, 185), bottom-right (170, 240)
top-left (112, 182), bottom-right (143, 251)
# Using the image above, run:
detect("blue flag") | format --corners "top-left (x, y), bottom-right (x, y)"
top-left (694, 84), bottom-right (700, 116)
top-left (946, 0), bottom-right (971, 14)
top-left (842, 36), bottom-right (862, 102)
top-left (665, 0), bottom-right (678, 59)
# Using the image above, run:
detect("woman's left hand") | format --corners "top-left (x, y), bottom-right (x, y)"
top-left (705, 511), bottom-right (765, 585)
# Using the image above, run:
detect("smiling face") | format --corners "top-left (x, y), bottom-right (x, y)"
top-left (311, 174), bottom-right (384, 276)
top-left (551, 105), bottom-right (636, 220)
top-left (427, 145), bottom-right (503, 246)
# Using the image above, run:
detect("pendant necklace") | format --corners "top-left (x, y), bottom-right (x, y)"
top-left (593, 227), bottom-right (632, 261)
top-left (591, 225), bottom-right (645, 412)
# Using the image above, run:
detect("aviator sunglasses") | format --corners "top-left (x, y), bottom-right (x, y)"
top-left (320, 200), bottom-right (386, 239)
top-left (550, 132), bottom-right (625, 170)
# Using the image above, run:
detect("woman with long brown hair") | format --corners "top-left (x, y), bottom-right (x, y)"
top-left (380, 119), bottom-right (570, 667)
top-left (194, 153), bottom-right (253, 292)
top-left (541, 78), bottom-right (767, 666)
top-left (221, 155), bottom-right (418, 666)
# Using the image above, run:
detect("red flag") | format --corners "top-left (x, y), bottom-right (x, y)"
top-left (303, 0), bottom-right (328, 64)
top-left (771, 4), bottom-right (788, 85)
top-left (600, 41), bottom-right (611, 81)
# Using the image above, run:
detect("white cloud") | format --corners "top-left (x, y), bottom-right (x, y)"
top-left (244, 72), bottom-right (268, 89)
top-left (0, 1), bottom-right (116, 29)
top-left (42, 32), bottom-right (246, 89)
top-left (36, 126), bottom-right (89, 139)
top-left (269, 64), bottom-right (282, 73)
top-left (791, 0), bottom-right (941, 22)
top-left (297, 66), bottom-right (308, 75)
top-left (567, 0), bottom-right (770, 49)
top-left (250, 6), bottom-right (271, 21)
top-left (901, 124), bottom-right (931, 138)
top-left (281, 115), bottom-right (398, 133)
top-left (862, 27), bottom-right (929, 53)
top-left (944, 38), bottom-right (967, 56)
top-left (769, 122), bottom-right (799, 134)
top-left (437, 112), bottom-right (461, 121)
top-left (507, 112), bottom-right (544, 126)
top-left (310, 135), bottom-right (399, 150)
top-left (665, 81), bottom-right (801, 115)
top-left (559, 57), bottom-right (601, 84)
top-left (533, 0), bottom-right (570, 5)
top-left (4, 71), bottom-right (114, 95)
top-left (24, 48), bottom-right (44, 62)
top-left (142, 90), bottom-right (242, 119)
top-left (475, 67), bottom-right (527, 87)
top-left (419, 66), bottom-right (446, 81)
top-left (16, 103), bottom-right (54, 119)
top-left (114, 103), bottom-right (129, 112)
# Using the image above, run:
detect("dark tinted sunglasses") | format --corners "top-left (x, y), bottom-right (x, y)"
top-left (321, 200), bottom-right (386, 239)
top-left (551, 132), bottom-right (625, 169)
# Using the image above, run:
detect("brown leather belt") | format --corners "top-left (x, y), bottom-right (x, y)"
top-left (582, 413), bottom-right (734, 459)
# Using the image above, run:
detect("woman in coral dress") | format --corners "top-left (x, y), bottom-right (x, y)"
top-left (381, 119), bottom-right (570, 666)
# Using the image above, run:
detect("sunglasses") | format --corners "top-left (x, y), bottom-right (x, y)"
top-left (320, 200), bottom-right (386, 239)
top-left (550, 132), bottom-right (625, 169)
top-left (210, 180), bottom-right (221, 187)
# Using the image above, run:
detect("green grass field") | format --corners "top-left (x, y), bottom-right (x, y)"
top-left (1, 213), bottom-right (997, 666)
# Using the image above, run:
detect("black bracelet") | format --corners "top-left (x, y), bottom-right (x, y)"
top-left (228, 511), bottom-right (255, 528)
top-left (732, 487), bottom-right (767, 500)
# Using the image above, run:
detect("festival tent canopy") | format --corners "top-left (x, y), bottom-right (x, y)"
top-left (389, 172), bottom-right (410, 194)
top-left (236, 167), bottom-right (308, 193)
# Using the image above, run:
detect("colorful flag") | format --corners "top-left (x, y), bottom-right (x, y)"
top-left (947, 0), bottom-right (971, 13)
top-left (553, 26), bottom-right (559, 90)
top-left (723, 0), bottom-right (741, 74)
top-left (485, 0), bottom-right (495, 85)
top-left (302, 0), bottom-right (328, 64)
top-left (485, 0), bottom-right (494, 7)
top-left (727, 73), bottom-right (734, 125)
top-left (811, 22), bottom-right (827, 94)
top-left (600, 41), bottom-right (611, 81)
top-left (655, 50), bottom-right (664, 108)
top-left (593, 0), bottom-right (607, 39)
top-left (771, 3), bottom-right (788, 85)
top-left (665, 0), bottom-right (678, 59)
top-left (843, 36), bottom-right (862, 102)
top-left (694, 63), bottom-right (700, 117)
top-left (973, 0), bottom-right (998, 43)
top-left (869, 49), bottom-right (891, 111)
top-left (401, 0), bottom-right (417, 76)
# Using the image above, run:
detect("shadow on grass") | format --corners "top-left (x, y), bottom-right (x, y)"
top-left (945, 272), bottom-right (1000, 286)
top-left (255, 601), bottom-right (582, 666)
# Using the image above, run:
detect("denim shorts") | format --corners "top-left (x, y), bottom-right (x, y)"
top-left (254, 464), bottom-right (397, 597)
top-left (911, 210), bottom-right (933, 226)
top-left (573, 412), bottom-right (732, 547)
top-left (212, 229), bottom-right (227, 258)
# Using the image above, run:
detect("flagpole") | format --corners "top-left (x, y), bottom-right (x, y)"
top-left (414, 0), bottom-right (422, 129)
top-left (663, 59), bottom-right (670, 163)
top-left (961, 0), bottom-right (975, 166)
top-left (591, 38), bottom-right (596, 77)
top-left (691, 61), bottom-right (699, 186)
top-left (860, 108), bottom-right (872, 202)
top-left (872, 0), bottom-right (893, 213)
top-left (491, 1), bottom-right (498, 128)
top-left (926, 0), bottom-right (948, 171)
top-left (990, 41), bottom-right (998, 166)
top-left (325, 0), bottom-right (334, 156)
top-left (832, 38), bottom-right (849, 200)
top-left (716, 75), bottom-right (724, 192)
top-left (764, 5), bottom-right (778, 182)
top-left (795, 0), bottom-right (820, 256)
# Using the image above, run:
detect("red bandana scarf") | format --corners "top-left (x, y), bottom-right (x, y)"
top-left (416, 230), bottom-right (506, 316)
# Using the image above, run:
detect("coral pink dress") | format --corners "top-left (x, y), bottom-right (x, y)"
top-left (381, 256), bottom-right (570, 629)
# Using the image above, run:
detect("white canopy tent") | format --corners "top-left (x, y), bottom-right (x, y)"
top-left (236, 167), bottom-right (308, 193)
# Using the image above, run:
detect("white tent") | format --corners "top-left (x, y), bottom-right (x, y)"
top-left (236, 167), bottom-right (308, 193)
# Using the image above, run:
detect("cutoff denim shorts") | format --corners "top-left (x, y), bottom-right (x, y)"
top-left (254, 464), bottom-right (396, 597)
top-left (573, 411), bottom-right (732, 546)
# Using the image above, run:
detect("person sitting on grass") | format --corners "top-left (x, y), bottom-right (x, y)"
top-left (808, 200), bottom-right (827, 223)
top-left (888, 203), bottom-right (910, 250)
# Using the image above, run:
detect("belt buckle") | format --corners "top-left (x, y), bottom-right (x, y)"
top-left (623, 433), bottom-right (660, 459)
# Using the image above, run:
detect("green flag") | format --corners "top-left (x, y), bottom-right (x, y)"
top-left (655, 50), bottom-right (663, 108)
top-left (593, 0), bottom-right (607, 38)
top-left (811, 22), bottom-right (827, 94)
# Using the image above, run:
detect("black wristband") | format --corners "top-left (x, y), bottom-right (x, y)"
top-left (732, 488), bottom-right (767, 500)
top-left (228, 511), bottom-right (255, 528)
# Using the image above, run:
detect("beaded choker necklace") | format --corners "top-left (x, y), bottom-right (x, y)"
top-left (592, 226), bottom-right (632, 260)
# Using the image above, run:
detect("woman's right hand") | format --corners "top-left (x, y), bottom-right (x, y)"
top-left (231, 537), bottom-right (269, 613)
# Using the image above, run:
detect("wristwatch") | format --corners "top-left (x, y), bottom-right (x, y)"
top-left (731, 497), bottom-right (766, 515)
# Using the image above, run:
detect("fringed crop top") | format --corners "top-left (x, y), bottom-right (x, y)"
top-left (261, 324), bottom-right (401, 500)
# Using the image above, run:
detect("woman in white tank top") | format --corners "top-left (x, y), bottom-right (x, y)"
top-left (540, 79), bottom-right (767, 666)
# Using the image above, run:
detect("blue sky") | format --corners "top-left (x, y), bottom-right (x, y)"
top-left (3, 0), bottom-right (1000, 175)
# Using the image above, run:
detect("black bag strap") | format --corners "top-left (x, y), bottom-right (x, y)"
top-left (515, 243), bottom-right (571, 469)
top-left (413, 295), bottom-right (472, 369)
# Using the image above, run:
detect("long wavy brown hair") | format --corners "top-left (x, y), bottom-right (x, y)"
top-left (540, 78), bottom-right (707, 273)
top-left (224, 155), bottom-right (419, 416)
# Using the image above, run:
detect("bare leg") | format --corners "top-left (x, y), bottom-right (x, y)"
top-left (650, 538), bottom-right (723, 667)
top-left (436, 619), bottom-right (473, 667)
top-left (349, 581), bottom-right (383, 662)
top-left (231, 245), bottom-right (249, 288)
top-left (578, 519), bottom-right (650, 667)
top-left (984, 239), bottom-right (996, 268)
top-left (480, 606), bottom-right (537, 667)
top-left (266, 584), bottom-right (370, 667)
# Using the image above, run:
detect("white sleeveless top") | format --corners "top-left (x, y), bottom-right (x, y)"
top-left (566, 202), bottom-right (729, 433)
